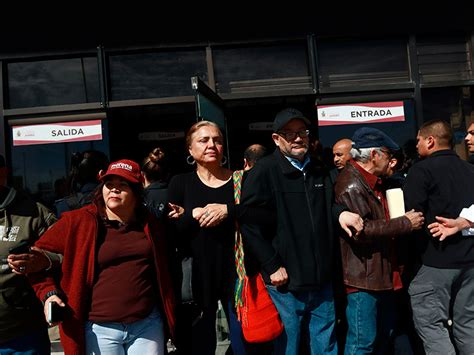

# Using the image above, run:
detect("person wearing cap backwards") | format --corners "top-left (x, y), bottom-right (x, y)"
top-left (403, 120), bottom-right (474, 355)
top-left (0, 154), bottom-right (57, 354)
top-left (333, 127), bottom-right (424, 354)
top-left (28, 159), bottom-right (176, 355)
top-left (239, 108), bottom-right (364, 354)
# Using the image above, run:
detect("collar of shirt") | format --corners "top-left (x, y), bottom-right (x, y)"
top-left (350, 159), bottom-right (383, 191)
top-left (285, 155), bottom-right (310, 171)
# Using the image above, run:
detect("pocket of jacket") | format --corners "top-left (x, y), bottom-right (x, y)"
top-left (0, 286), bottom-right (36, 310)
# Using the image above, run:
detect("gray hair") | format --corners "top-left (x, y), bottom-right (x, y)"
top-left (350, 147), bottom-right (383, 163)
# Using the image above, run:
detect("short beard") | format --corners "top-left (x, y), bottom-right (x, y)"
top-left (288, 147), bottom-right (308, 160)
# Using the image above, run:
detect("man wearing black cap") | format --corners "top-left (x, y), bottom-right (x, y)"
top-left (0, 154), bottom-right (57, 353)
top-left (334, 127), bottom-right (424, 354)
top-left (240, 108), bottom-right (364, 354)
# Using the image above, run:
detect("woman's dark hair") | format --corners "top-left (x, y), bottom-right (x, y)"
top-left (141, 147), bottom-right (169, 183)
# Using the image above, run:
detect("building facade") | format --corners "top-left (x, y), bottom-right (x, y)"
top-left (1, 29), bottom-right (473, 207)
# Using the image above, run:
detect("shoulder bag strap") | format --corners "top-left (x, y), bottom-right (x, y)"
top-left (233, 170), bottom-right (246, 314)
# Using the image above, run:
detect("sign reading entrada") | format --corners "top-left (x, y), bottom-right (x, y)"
top-left (12, 120), bottom-right (103, 146)
top-left (317, 101), bottom-right (405, 126)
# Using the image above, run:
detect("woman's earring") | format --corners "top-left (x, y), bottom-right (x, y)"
top-left (186, 155), bottom-right (196, 165)
top-left (220, 155), bottom-right (227, 166)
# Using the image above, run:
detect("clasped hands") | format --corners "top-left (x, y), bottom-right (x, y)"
top-left (192, 203), bottom-right (228, 227)
top-left (167, 202), bottom-right (228, 228)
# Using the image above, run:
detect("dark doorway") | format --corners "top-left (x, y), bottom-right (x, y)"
top-left (107, 102), bottom-right (197, 177)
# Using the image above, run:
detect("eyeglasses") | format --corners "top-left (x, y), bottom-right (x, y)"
top-left (380, 149), bottom-right (393, 160)
top-left (277, 129), bottom-right (310, 141)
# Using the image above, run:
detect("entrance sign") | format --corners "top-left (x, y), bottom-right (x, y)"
top-left (317, 101), bottom-right (405, 126)
top-left (12, 120), bottom-right (102, 146)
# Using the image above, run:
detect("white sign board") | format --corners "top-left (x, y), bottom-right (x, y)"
top-left (317, 101), bottom-right (405, 126)
top-left (12, 120), bottom-right (103, 146)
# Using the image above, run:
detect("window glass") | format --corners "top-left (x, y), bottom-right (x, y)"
top-left (318, 38), bottom-right (409, 88)
top-left (108, 49), bottom-right (207, 100)
top-left (417, 35), bottom-right (471, 84)
top-left (422, 86), bottom-right (473, 159)
top-left (213, 42), bottom-right (311, 94)
top-left (10, 121), bottom-right (109, 208)
top-left (7, 57), bottom-right (100, 108)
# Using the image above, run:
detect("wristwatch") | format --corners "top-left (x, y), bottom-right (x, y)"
top-left (42, 289), bottom-right (63, 305)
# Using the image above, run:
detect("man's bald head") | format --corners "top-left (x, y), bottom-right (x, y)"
top-left (333, 138), bottom-right (352, 170)
top-left (243, 144), bottom-right (267, 171)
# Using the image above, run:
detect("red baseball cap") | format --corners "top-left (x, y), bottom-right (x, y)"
top-left (98, 159), bottom-right (143, 184)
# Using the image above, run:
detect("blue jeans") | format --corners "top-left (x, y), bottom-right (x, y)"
top-left (345, 291), bottom-right (395, 355)
top-left (267, 283), bottom-right (338, 355)
top-left (0, 328), bottom-right (50, 355)
top-left (84, 308), bottom-right (165, 355)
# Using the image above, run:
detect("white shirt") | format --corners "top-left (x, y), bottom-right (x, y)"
top-left (459, 204), bottom-right (474, 236)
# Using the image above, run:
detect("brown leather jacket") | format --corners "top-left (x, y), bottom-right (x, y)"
top-left (334, 162), bottom-right (412, 291)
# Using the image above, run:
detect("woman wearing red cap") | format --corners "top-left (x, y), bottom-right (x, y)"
top-left (28, 159), bottom-right (175, 355)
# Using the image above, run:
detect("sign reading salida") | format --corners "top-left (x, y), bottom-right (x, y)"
top-left (13, 120), bottom-right (102, 146)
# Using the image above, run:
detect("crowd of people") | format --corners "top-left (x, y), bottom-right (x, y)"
top-left (1, 108), bottom-right (474, 355)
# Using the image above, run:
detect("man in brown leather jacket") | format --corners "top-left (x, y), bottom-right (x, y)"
top-left (334, 127), bottom-right (424, 354)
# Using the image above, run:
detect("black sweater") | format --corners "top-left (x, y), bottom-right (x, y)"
top-left (168, 172), bottom-right (235, 308)
top-left (404, 150), bottom-right (474, 268)
top-left (167, 171), bottom-right (274, 308)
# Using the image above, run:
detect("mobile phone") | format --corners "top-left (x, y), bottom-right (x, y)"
top-left (8, 241), bottom-right (30, 255)
top-left (47, 301), bottom-right (65, 323)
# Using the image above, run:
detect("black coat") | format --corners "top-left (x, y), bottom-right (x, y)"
top-left (240, 149), bottom-right (345, 291)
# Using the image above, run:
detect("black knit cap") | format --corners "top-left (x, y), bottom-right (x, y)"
top-left (273, 108), bottom-right (310, 132)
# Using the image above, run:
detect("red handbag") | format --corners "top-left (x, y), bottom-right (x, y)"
top-left (233, 171), bottom-right (284, 343)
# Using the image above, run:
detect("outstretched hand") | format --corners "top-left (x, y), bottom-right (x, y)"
top-left (168, 203), bottom-right (184, 219)
top-left (428, 216), bottom-right (470, 241)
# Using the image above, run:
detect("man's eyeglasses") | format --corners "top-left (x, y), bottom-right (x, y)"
top-left (380, 149), bottom-right (393, 160)
top-left (277, 129), bottom-right (310, 141)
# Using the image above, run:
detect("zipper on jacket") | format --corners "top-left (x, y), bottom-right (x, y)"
top-left (302, 169), bottom-right (321, 285)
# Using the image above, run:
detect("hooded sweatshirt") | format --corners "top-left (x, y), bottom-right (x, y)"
top-left (0, 187), bottom-right (56, 343)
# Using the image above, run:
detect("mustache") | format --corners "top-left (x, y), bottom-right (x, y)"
top-left (291, 143), bottom-right (308, 148)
